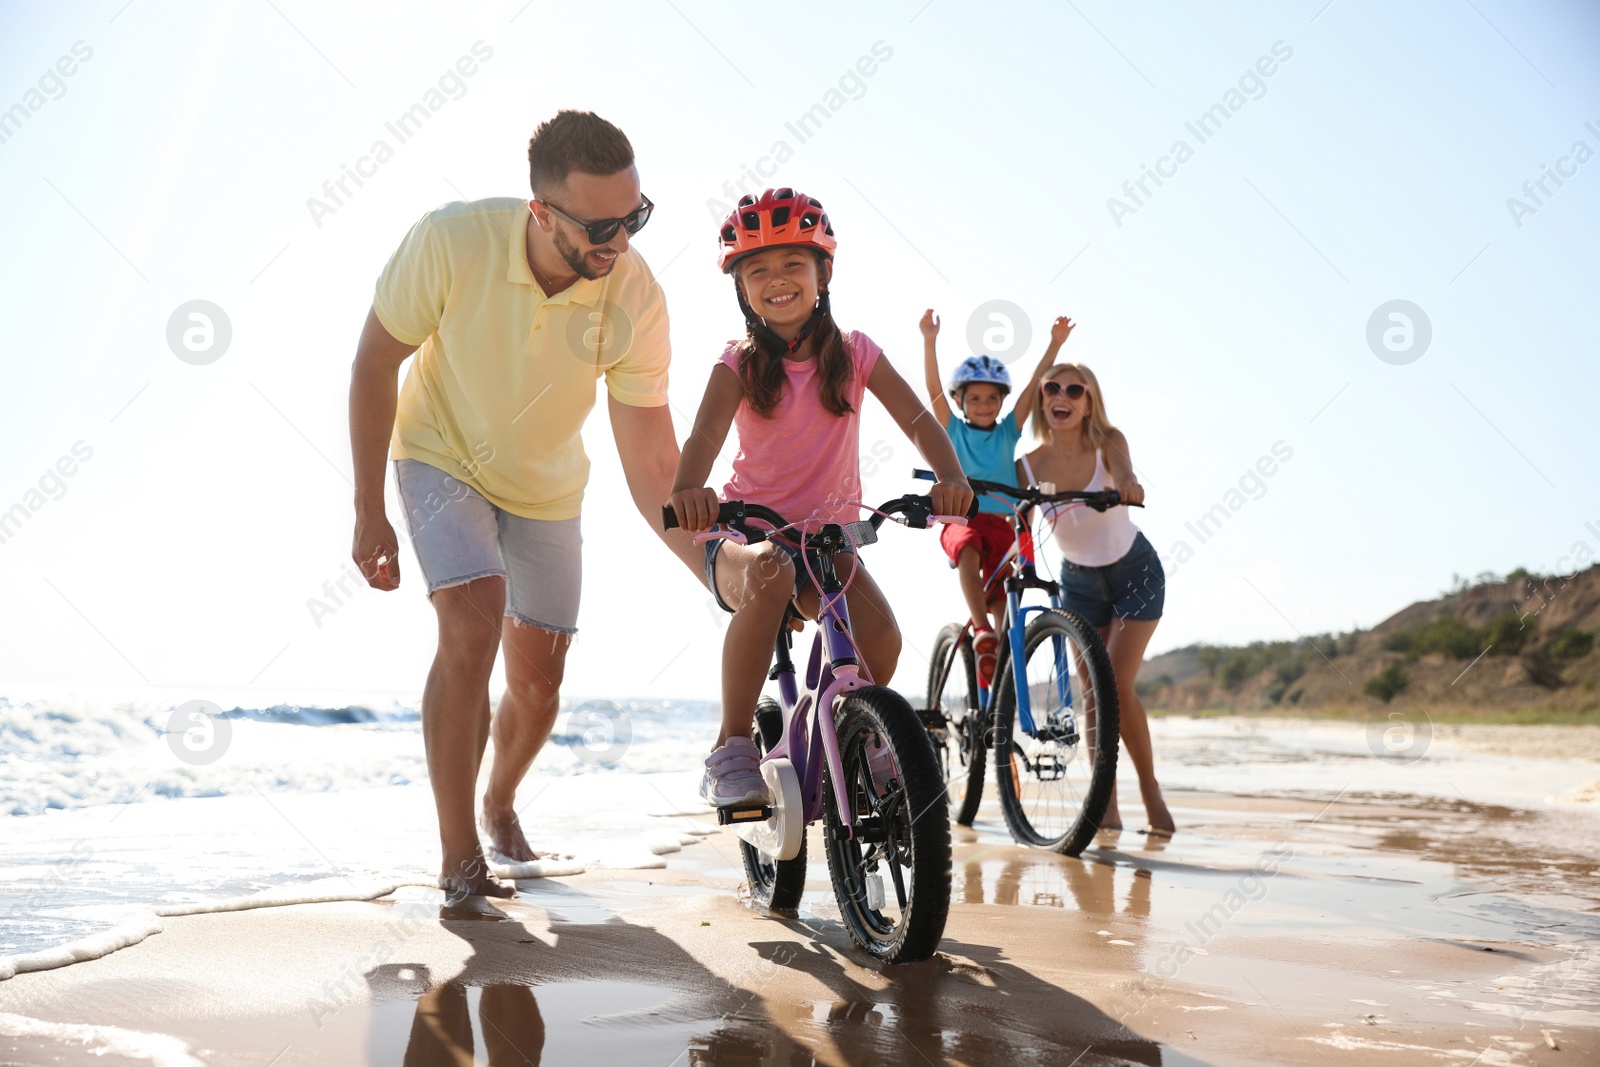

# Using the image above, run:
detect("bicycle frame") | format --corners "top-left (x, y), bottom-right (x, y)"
top-left (762, 537), bottom-right (871, 834)
top-left (938, 497), bottom-right (1080, 741)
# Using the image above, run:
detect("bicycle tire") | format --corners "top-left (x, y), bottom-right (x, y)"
top-left (739, 698), bottom-right (808, 912)
top-left (822, 686), bottom-right (951, 963)
top-left (927, 623), bottom-right (986, 826)
top-left (992, 609), bottom-right (1119, 855)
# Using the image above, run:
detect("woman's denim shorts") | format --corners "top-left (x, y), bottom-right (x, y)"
top-left (1058, 531), bottom-right (1165, 628)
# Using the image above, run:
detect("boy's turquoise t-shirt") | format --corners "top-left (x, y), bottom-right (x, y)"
top-left (946, 412), bottom-right (1022, 515)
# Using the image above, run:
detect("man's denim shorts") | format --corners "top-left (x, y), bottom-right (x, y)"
top-left (1058, 530), bottom-right (1165, 629)
top-left (394, 459), bottom-right (581, 633)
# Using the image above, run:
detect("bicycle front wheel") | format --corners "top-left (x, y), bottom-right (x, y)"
top-left (822, 686), bottom-right (951, 963)
top-left (992, 610), bottom-right (1119, 855)
top-left (927, 623), bottom-right (985, 826)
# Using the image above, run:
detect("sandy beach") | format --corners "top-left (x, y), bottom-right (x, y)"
top-left (2, 716), bottom-right (1597, 1066)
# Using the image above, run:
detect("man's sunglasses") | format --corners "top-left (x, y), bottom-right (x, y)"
top-left (533, 194), bottom-right (654, 245)
top-left (1042, 380), bottom-right (1087, 400)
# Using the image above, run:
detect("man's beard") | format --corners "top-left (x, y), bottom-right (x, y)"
top-left (552, 225), bottom-right (618, 281)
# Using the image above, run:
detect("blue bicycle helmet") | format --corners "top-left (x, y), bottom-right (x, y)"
top-left (948, 354), bottom-right (1011, 397)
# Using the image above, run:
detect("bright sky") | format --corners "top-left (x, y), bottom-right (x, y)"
top-left (2, 0), bottom-right (1596, 706)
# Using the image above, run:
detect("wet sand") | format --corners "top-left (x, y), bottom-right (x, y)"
top-left (3, 725), bottom-right (1599, 1065)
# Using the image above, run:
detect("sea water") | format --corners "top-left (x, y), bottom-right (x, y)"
top-left (3, 688), bottom-right (1598, 980)
top-left (0, 687), bottom-right (722, 970)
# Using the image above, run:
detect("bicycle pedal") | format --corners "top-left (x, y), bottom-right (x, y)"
top-left (716, 804), bottom-right (773, 825)
top-left (915, 706), bottom-right (946, 730)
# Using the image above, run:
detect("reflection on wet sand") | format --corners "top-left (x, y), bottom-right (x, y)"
top-left (403, 982), bottom-right (545, 1066)
top-left (958, 836), bottom-right (1153, 920)
top-left (364, 890), bottom-right (1171, 1066)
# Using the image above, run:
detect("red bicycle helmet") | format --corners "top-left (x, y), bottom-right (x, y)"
top-left (717, 187), bottom-right (836, 273)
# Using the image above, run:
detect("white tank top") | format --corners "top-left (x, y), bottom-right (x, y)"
top-left (1022, 450), bottom-right (1140, 567)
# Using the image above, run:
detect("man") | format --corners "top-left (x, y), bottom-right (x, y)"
top-left (348, 110), bottom-right (698, 900)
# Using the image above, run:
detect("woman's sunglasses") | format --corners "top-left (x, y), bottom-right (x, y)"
top-left (534, 194), bottom-right (654, 245)
top-left (1042, 380), bottom-right (1087, 400)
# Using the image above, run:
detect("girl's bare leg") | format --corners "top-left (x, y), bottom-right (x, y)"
top-left (795, 555), bottom-right (902, 684)
top-left (712, 541), bottom-right (796, 746)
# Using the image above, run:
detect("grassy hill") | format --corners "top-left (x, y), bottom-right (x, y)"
top-left (1140, 566), bottom-right (1600, 723)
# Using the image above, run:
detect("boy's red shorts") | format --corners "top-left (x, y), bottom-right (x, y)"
top-left (940, 512), bottom-right (1014, 585)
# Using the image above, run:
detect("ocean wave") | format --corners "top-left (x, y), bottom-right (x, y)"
top-left (0, 694), bottom-right (719, 816)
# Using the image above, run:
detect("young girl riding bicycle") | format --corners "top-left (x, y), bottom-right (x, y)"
top-left (667, 188), bottom-right (973, 808)
top-left (920, 309), bottom-right (1076, 685)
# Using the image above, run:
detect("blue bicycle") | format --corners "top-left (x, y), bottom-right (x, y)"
top-left (916, 471), bottom-right (1124, 856)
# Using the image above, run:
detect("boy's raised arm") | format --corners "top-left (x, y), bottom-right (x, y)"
top-left (920, 309), bottom-right (953, 426)
top-left (1011, 314), bottom-right (1075, 429)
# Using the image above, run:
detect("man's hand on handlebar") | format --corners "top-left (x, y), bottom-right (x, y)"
top-left (930, 477), bottom-right (975, 521)
top-left (667, 486), bottom-right (721, 533)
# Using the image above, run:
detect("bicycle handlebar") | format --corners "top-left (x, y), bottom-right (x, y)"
top-left (661, 493), bottom-right (978, 543)
top-left (910, 468), bottom-right (1139, 512)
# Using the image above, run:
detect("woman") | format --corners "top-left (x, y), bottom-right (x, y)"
top-left (1022, 362), bottom-right (1174, 834)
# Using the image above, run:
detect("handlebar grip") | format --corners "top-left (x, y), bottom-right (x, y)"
top-left (911, 468), bottom-right (936, 482)
top-left (661, 505), bottom-right (679, 531)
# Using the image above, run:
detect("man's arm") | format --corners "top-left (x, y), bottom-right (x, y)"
top-left (349, 306), bottom-right (417, 590)
top-left (919, 309), bottom-right (953, 426)
top-left (1011, 315), bottom-right (1074, 428)
top-left (609, 396), bottom-right (708, 581)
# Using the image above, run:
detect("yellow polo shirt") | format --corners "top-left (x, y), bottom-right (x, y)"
top-left (374, 197), bottom-right (670, 520)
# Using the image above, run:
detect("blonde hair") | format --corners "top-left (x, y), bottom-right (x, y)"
top-left (1033, 362), bottom-right (1116, 447)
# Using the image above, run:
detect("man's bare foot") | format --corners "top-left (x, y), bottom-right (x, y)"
top-left (479, 800), bottom-right (539, 863)
top-left (439, 855), bottom-right (514, 906)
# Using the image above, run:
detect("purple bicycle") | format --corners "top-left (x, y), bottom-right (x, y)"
top-left (663, 493), bottom-right (968, 963)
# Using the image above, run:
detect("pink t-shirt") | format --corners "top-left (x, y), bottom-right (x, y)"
top-left (718, 331), bottom-right (881, 530)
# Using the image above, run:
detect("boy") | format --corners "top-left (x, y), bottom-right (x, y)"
top-left (920, 309), bottom-right (1074, 682)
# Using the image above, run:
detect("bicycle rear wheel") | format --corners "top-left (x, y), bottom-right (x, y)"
top-left (740, 698), bottom-right (807, 912)
top-left (992, 610), bottom-right (1119, 855)
top-left (926, 623), bottom-right (985, 826)
top-left (822, 686), bottom-right (951, 963)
